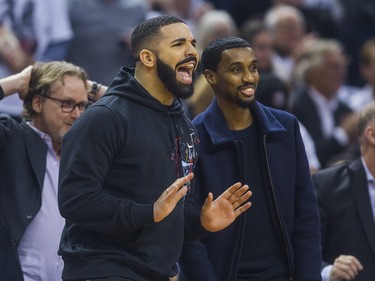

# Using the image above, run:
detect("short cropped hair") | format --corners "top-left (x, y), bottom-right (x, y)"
top-left (201, 36), bottom-right (251, 72)
top-left (23, 61), bottom-right (88, 120)
top-left (130, 15), bottom-right (186, 61)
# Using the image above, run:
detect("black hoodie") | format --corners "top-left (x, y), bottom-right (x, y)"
top-left (58, 67), bottom-right (200, 280)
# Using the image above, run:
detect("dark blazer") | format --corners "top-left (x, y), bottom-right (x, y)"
top-left (0, 114), bottom-right (47, 281)
top-left (291, 87), bottom-right (354, 167)
top-left (312, 159), bottom-right (375, 281)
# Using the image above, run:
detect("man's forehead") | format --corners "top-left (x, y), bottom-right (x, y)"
top-left (221, 47), bottom-right (255, 62)
top-left (159, 23), bottom-right (194, 41)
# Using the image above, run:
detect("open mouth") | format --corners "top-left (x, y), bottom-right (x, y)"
top-left (239, 85), bottom-right (256, 97)
top-left (176, 62), bottom-right (196, 84)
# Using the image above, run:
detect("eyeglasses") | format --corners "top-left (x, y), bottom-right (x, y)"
top-left (42, 95), bottom-right (87, 113)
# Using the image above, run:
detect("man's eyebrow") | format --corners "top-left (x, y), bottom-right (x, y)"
top-left (170, 38), bottom-right (196, 45)
top-left (229, 59), bottom-right (258, 66)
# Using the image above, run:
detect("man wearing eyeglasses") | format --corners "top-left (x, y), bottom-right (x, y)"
top-left (0, 61), bottom-right (106, 281)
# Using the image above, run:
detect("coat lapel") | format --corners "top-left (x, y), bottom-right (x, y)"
top-left (22, 123), bottom-right (47, 190)
top-left (349, 160), bottom-right (375, 255)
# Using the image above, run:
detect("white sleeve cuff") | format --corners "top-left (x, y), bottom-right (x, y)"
top-left (322, 264), bottom-right (333, 281)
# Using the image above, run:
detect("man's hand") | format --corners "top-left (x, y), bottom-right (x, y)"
top-left (153, 173), bottom-right (194, 223)
top-left (0, 26), bottom-right (34, 72)
top-left (0, 65), bottom-right (32, 99)
top-left (329, 255), bottom-right (363, 281)
top-left (200, 182), bottom-right (252, 232)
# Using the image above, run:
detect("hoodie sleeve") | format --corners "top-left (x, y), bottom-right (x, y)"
top-left (58, 104), bottom-right (155, 233)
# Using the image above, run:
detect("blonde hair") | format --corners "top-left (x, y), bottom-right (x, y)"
top-left (23, 61), bottom-right (88, 120)
top-left (294, 39), bottom-right (344, 83)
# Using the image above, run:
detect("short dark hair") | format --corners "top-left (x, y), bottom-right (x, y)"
top-left (201, 36), bottom-right (251, 72)
top-left (131, 15), bottom-right (186, 61)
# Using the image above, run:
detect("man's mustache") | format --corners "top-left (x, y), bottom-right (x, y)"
top-left (176, 56), bottom-right (198, 68)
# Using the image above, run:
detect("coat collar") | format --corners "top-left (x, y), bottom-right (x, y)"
top-left (349, 159), bottom-right (375, 255)
top-left (197, 99), bottom-right (287, 145)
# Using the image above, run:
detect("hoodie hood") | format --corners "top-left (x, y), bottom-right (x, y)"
top-left (105, 67), bottom-right (184, 116)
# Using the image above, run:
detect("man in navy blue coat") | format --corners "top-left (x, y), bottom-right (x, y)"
top-left (180, 36), bottom-right (322, 281)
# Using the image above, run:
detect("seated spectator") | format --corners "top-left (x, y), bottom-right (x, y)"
top-left (291, 38), bottom-right (359, 167)
top-left (312, 101), bottom-right (375, 281)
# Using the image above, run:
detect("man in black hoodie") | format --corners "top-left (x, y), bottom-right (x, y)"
top-left (58, 15), bottom-right (252, 281)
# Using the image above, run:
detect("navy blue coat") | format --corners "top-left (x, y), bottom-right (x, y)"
top-left (181, 100), bottom-right (322, 281)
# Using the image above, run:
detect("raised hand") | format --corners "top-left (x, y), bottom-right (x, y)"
top-left (200, 182), bottom-right (252, 232)
top-left (153, 173), bottom-right (194, 222)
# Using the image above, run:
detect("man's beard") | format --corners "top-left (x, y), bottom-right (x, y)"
top-left (156, 57), bottom-right (195, 100)
top-left (224, 92), bottom-right (256, 109)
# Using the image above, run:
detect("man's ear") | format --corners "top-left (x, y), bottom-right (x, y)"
top-left (139, 49), bottom-right (155, 67)
top-left (204, 69), bottom-right (216, 85)
top-left (366, 126), bottom-right (375, 146)
top-left (32, 94), bottom-right (43, 113)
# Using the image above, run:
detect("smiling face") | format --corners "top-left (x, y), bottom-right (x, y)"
top-left (205, 47), bottom-right (259, 109)
top-left (153, 23), bottom-right (199, 99)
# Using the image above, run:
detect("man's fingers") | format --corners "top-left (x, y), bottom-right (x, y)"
top-left (203, 192), bottom-right (213, 210)
top-left (232, 189), bottom-right (252, 209)
top-left (234, 202), bottom-right (252, 217)
top-left (164, 173), bottom-right (193, 196)
top-left (220, 182), bottom-right (243, 200)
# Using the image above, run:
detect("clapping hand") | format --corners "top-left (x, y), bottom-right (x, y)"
top-left (200, 182), bottom-right (252, 232)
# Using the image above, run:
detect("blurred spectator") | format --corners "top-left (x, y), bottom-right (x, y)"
top-left (168, 0), bottom-right (213, 35)
top-left (272, 0), bottom-right (341, 38)
top-left (312, 101), bottom-right (375, 281)
top-left (195, 9), bottom-right (238, 54)
top-left (0, 0), bottom-right (73, 120)
top-left (291, 38), bottom-right (359, 167)
top-left (339, 38), bottom-right (375, 112)
top-left (227, 0), bottom-right (272, 27)
top-left (264, 4), bottom-right (311, 86)
top-left (337, 0), bottom-right (375, 87)
top-left (240, 19), bottom-right (274, 73)
top-left (66, 0), bottom-right (147, 86)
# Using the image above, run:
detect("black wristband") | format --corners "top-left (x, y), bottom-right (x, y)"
top-left (0, 85), bottom-right (4, 100)
top-left (88, 82), bottom-right (102, 102)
